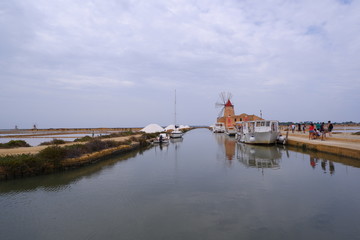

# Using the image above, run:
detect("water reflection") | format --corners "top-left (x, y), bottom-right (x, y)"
top-left (153, 142), bottom-right (169, 152)
top-left (214, 133), bottom-right (236, 167)
top-left (285, 145), bottom-right (360, 171)
top-left (310, 155), bottom-right (335, 175)
top-left (236, 143), bottom-right (281, 169)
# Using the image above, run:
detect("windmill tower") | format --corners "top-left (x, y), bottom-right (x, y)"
top-left (215, 92), bottom-right (235, 129)
top-left (215, 92), bottom-right (234, 119)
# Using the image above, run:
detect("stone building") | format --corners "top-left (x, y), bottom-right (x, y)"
top-left (217, 99), bottom-right (263, 129)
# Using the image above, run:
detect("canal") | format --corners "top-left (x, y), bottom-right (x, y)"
top-left (1, 128), bottom-right (360, 240)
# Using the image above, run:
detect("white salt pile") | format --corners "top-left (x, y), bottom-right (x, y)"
top-left (140, 124), bottom-right (165, 133)
top-left (165, 124), bottom-right (176, 131)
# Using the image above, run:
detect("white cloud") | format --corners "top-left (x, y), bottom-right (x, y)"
top-left (1, 0), bottom-right (360, 127)
top-left (53, 76), bottom-right (135, 89)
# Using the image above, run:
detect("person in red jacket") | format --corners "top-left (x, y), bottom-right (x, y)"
top-left (309, 123), bottom-right (315, 140)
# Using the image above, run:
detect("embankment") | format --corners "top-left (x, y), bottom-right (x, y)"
top-left (284, 131), bottom-right (360, 160)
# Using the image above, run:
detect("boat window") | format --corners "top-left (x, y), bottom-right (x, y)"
top-left (266, 121), bottom-right (270, 126)
top-left (261, 122), bottom-right (265, 126)
top-left (256, 122), bottom-right (261, 127)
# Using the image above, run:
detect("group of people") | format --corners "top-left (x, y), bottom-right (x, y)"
top-left (287, 121), bottom-right (334, 141)
top-left (308, 121), bottom-right (334, 140)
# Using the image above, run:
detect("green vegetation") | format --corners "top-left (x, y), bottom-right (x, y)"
top-left (74, 136), bottom-right (93, 142)
top-left (73, 131), bottom-right (136, 142)
top-left (0, 154), bottom-right (46, 177)
top-left (39, 139), bottom-right (67, 146)
top-left (0, 140), bottom-right (31, 149)
top-left (99, 131), bottom-right (135, 139)
top-left (352, 131), bottom-right (360, 135)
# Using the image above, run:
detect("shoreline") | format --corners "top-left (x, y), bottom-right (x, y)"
top-left (0, 134), bottom-right (151, 180)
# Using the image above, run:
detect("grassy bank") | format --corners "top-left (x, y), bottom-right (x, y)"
top-left (0, 140), bottom-right (31, 149)
top-left (0, 134), bottom-right (151, 180)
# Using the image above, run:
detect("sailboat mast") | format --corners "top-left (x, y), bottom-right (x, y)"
top-left (174, 89), bottom-right (177, 127)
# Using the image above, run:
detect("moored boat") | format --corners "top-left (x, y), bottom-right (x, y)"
top-left (170, 128), bottom-right (183, 138)
top-left (225, 126), bottom-right (237, 136)
top-left (153, 133), bottom-right (170, 144)
top-left (213, 122), bottom-right (225, 133)
top-left (235, 120), bottom-right (281, 144)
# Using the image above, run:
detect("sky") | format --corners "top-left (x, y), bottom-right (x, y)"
top-left (1, 0), bottom-right (359, 128)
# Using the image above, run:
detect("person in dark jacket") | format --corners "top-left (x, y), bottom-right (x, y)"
top-left (327, 121), bottom-right (334, 137)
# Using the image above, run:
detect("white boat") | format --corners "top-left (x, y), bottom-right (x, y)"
top-left (235, 120), bottom-right (281, 144)
top-left (213, 122), bottom-right (225, 133)
top-left (225, 126), bottom-right (237, 136)
top-left (170, 128), bottom-right (183, 138)
top-left (153, 133), bottom-right (170, 144)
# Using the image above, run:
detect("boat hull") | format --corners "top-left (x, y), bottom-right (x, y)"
top-left (225, 127), bottom-right (237, 136)
top-left (170, 131), bottom-right (183, 138)
top-left (237, 131), bottom-right (279, 144)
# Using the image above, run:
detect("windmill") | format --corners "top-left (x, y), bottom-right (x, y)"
top-left (215, 92), bottom-right (233, 118)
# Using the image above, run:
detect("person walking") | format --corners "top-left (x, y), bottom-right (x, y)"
top-left (320, 122), bottom-right (326, 141)
top-left (328, 121), bottom-right (334, 137)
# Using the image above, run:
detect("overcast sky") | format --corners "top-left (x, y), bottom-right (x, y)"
top-left (1, 0), bottom-right (359, 128)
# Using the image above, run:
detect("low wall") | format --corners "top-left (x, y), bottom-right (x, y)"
top-left (287, 139), bottom-right (360, 160)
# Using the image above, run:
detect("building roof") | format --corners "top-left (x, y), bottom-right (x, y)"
top-left (225, 99), bottom-right (233, 107)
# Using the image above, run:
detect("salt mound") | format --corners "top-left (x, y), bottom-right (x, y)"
top-left (140, 124), bottom-right (164, 133)
top-left (165, 124), bottom-right (176, 131)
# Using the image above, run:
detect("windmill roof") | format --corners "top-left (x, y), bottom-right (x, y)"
top-left (225, 99), bottom-right (233, 107)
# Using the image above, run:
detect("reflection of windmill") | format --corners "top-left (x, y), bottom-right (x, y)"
top-left (215, 92), bottom-right (234, 118)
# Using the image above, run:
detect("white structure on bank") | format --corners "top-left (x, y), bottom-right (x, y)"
top-left (140, 124), bottom-right (165, 133)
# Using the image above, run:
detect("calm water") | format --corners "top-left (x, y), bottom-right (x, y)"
top-left (1, 129), bottom-right (360, 240)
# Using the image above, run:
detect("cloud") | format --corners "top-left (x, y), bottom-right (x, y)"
top-left (1, 0), bottom-right (360, 127)
top-left (53, 76), bottom-right (135, 90)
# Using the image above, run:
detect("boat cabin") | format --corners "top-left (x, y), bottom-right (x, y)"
top-left (235, 120), bottom-right (279, 134)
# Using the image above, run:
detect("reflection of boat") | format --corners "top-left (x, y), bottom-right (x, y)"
top-left (236, 143), bottom-right (281, 169)
top-left (235, 120), bottom-right (282, 144)
top-left (153, 133), bottom-right (169, 144)
top-left (170, 137), bottom-right (183, 144)
top-left (213, 122), bottom-right (225, 133)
